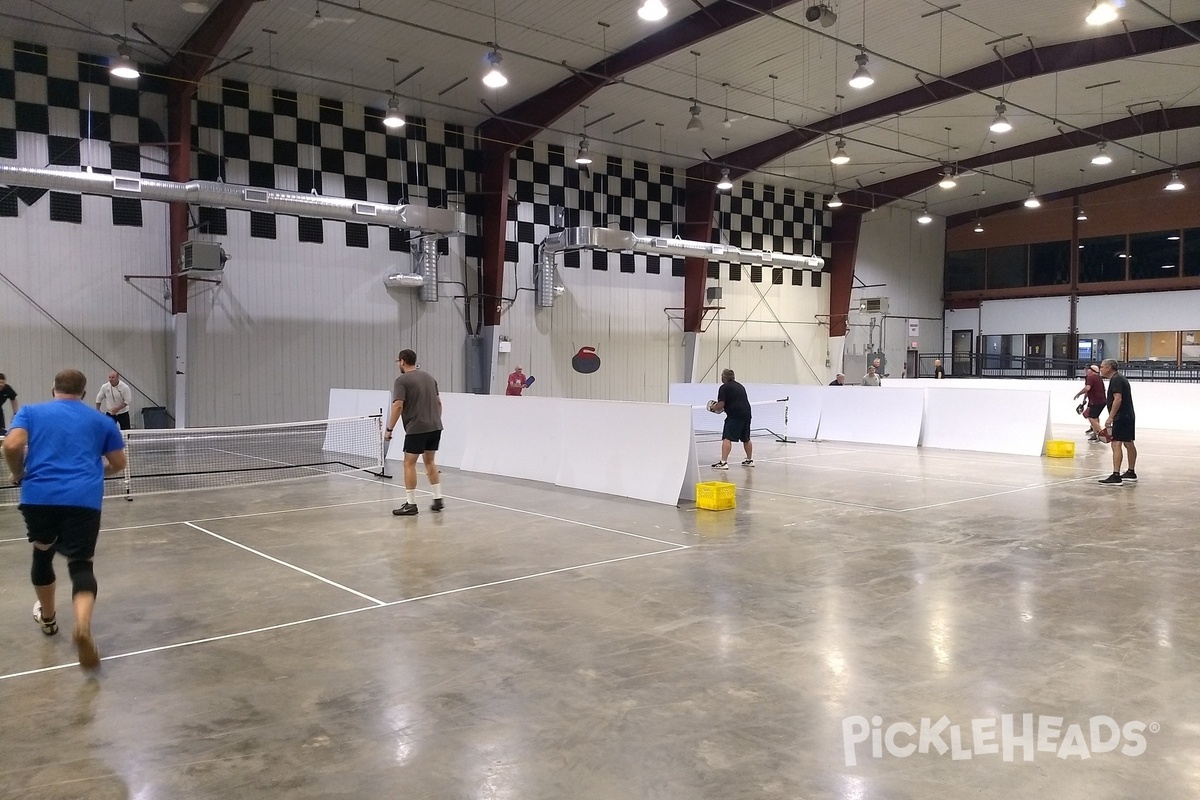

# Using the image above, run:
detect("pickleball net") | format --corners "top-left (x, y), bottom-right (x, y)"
top-left (690, 398), bottom-right (793, 443)
top-left (0, 414), bottom-right (386, 506)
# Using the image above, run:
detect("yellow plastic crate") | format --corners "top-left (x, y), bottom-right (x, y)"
top-left (1046, 440), bottom-right (1075, 458)
top-left (696, 481), bottom-right (737, 511)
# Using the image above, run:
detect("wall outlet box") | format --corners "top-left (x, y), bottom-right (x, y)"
top-left (498, 341), bottom-right (512, 353)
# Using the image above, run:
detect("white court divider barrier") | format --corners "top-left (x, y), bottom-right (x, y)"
top-left (326, 388), bottom-right (391, 458)
top-left (668, 383), bottom-right (822, 440)
top-left (816, 386), bottom-right (925, 447)
top-left (920, 387), bottom-right (1051, 456)
top-left (459, 395), bottom-right (563, 483)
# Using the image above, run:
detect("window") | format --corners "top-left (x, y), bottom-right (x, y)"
top-left (1183, 228), bottom-right (1200, 278)
top-left (983, 334), bottom-right (1022, 369)
top-left (987, 245), bottom-right (1028, 289)
top-left (1183, 331), bottom-right (1200, 363)
top-left (1029, 241), bottom-right (1070, 286)
top-left (1079, 235), bottom-right (1126, 282)
top-left (1125, 331), bottom-right (1180, 364)
top-left (1127, 231), bottom-right (1180, 280)
top-left (945, 249), bottom-right (985, 292)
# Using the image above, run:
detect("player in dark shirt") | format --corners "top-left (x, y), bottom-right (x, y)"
top-left (710, 369), bottom-right (753, 469)
top-left (1097, 359), bottom-right (1137, 486)
top-left (0, 373), bottom-right (19, 435)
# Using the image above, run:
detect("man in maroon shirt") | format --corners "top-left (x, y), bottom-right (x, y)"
top-left (506, 366), bottom-right (526, 396)
top-left (1074, 364), bottom-right (1107, 443)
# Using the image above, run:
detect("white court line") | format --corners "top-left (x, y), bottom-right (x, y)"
top-left (0, 545), bottom-right (689, 682)
top-left (749, 459), bottom-right (1027, 489)
top-left (335, 470), bottom-right (689, 549)
top-left (898, 473), bottom-right (1108, 512)
top-left (183, 521), bottom-right (387, 606)
top-left (738, 486), bottom-right (899, 512)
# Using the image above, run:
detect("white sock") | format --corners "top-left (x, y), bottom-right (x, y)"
top-left (406, 489), bottom-right (416, 504)
top-left (431, 483), bottom-right (442, 500)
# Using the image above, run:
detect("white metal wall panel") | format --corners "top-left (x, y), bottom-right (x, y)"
top-left (1077, 289), bottom-right (1200, 334)
top-left (980, 296), bottom-right (1072, 334)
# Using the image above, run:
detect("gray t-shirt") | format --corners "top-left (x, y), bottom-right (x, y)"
top-left (392, 369), bottom-right (442, 434)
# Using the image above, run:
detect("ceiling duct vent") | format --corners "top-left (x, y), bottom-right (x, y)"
top-left (859, 297), bottom-right (888, 315)
top-left (182, 241), bottom-right (228, 272)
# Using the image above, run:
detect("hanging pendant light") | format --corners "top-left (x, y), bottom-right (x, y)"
top-left (1077, 208), bottom-right (1088, 221)
top-left (973, 219), bottom-right (984, 233)
top-left (938, 166), bottom-right (957, 189)
top-left (637, 0), bottom-right (668, 20)
top-left (575, 138), bottom-right (593, 165)
top-left (483, 50), bottom-right (507, 88)
top-left (827, 191), bottom-right (843, 208)
top-left (110, 44), bottom-right (139, 80)
top-left (1024, 190), bottom-right (1041, 208)
top-left (686, 102), bottom-right (703, 131)
top-left (1165, 170), bottom-right (1185, 191)
top-left (716, 168), bottom-right (733, 191)
top-left (1091, 141), bottom-right (1112, 165)
top-left (383, 97), bottom-right (405, 129)
top-left (990, 103), bottom-right (1012, 133)
top-left (848, 52), bottom-right (874, 89)
top-left (916, 207), bottom-right (932, 224)
top-left (830, 139), bottom-right (850, 165)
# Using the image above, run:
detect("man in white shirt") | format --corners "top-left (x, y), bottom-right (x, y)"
top-left (95, 372), bottom-right (132, 430)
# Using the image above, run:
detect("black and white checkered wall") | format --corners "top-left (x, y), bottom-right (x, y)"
top-left (2, 38), bottom-right (829, 284)
top-left (507, 140), bottom-right (829, 286)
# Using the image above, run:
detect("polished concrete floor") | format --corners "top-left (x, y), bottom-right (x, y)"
top-left (0, 425), bottom-right (1197, 798)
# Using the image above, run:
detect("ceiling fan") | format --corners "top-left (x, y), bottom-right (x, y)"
top-left (304, 2), bottom-right (356, 28)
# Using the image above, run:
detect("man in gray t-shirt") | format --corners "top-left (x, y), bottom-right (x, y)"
top-left (385, 349), bottom-right (444, 516)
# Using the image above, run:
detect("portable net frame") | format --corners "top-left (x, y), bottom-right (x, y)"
top-left (690, 399), bottom-right (793, 443)
top-left (0, 415), bottom-right (387, 506)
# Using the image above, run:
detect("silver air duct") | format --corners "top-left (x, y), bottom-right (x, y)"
top-left (541, 226), bottom-right (825, 270)
top-left (383, 272), bottom-right (425, 289)
top-left (0, 165), bottom-right (463, 235)
top-left (535, 243), bottom-right (558, 308)
top-left (418, 236), bottom-right (439, 303)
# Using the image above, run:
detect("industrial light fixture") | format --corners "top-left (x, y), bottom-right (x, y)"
top-left (575, 138), bottom-right (593, 165)
top-left (1077, 208), bottom-right (1088, 221)
top-left (805, 3), bottom-right (837, 27)
top-left (110, 44), bottom-right (139, 80)
top-left (827, 191), bottom-right (843, 208)
top-left (990, 103), bottom-right (1012, 133)
top-left (383, 59), bottom-right (405, 129)
top-left (938, 166), bottom-right (957, 189)
top-left (831, 139), bottom-right (850, 165)
top-left (848, 52), bottom-right (874, 89)
top-left (180, 1), bottom-right (210, 12)
top-left (973, 218), bottom-right (984, 233)
top-left (686, 103), bottom-right (703, 131)
top-left (383, 97), bottom-right (405, 128)
top-left (1086, 0), bottom-right (1118, 25)
top-left (716, 168), bottom-right (733, 191)
top-left (1168, 234), bottom-right (1181, 241)
top-left (1024, 189), bottom-right (1041, 208)
top-left (917, 207), bottom-right (932, 224)
top-left (483, 50), bottom-right (507, 88)
top-left (1090, 141), bottom-right (1112, 165)
top-left (637, 0), bottom-right (668, 20)
top-left (1165, 170), bottom-right (1185, 190)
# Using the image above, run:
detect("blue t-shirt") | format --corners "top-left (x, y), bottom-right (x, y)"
top-left (11, 399), bottom-right (125, 509)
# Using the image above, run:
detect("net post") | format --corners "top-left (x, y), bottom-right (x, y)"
top-left (775, 397), bottom-right (795, 444)
top-left (122, 435), bottom-right (133, 501)
top-left (369, 410), bottom-right (393, 480)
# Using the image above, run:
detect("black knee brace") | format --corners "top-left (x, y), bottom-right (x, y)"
top-left (31, 546), bottom-right (56, 587)
top-left (68, 560), bottom-right (98, 598)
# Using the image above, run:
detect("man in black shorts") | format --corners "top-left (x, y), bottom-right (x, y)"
top-left (710, 368), bottom-right (753, 469)
top-left (1097, 358), bottom-right (1137, 486)
top-left (0, 372), bottom-right (19, 435)
top-left (2, 368), bottom-right (126, 669)
top-left (385, 349), bottom-right (444, 515)
top-left (1074, 364), bottom-right (1107, 443)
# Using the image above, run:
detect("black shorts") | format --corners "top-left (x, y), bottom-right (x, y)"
top-left (108, 411), bottom-right (131, 430)
top-left (1087, 403), bottom-right (1105, 420)
top-left (402, 429), bottom-right (442, 455)
top-left (20, 504), bottom-right (102, 560)
top-left (1111, 416), bottom-right (1135, 443)
top-left (722, 416), bottom-right (752, 443)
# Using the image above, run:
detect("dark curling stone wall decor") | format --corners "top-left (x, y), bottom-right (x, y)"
top-left (572, 346), bottom-right (601, 374)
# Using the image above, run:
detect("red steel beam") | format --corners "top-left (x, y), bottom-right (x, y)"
top-left (165, 0), bottom-right (261, 314)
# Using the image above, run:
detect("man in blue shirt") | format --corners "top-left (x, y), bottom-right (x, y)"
top-left (2, 369), bottom-right (126, 670)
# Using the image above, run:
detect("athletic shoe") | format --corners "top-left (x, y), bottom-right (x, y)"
top-left (711, 461), bottom-right (729, 470)
top-left (392, 503), bottom-right (419, 516)
top-left (32, 602), bottom-right (57, 636)
top-left (741, 459), bottom-right (755, 467)
top-left (1087, 432), bottom-right (1099, 442)
top-left (1098, 473), bottom-right (1123, 486)
top-left (1121, 470), bottom-right (1138, 482)
top-left (73, 627), bottom-right (100, 670)
top-left (431, 498), bottom-right (444, 512)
